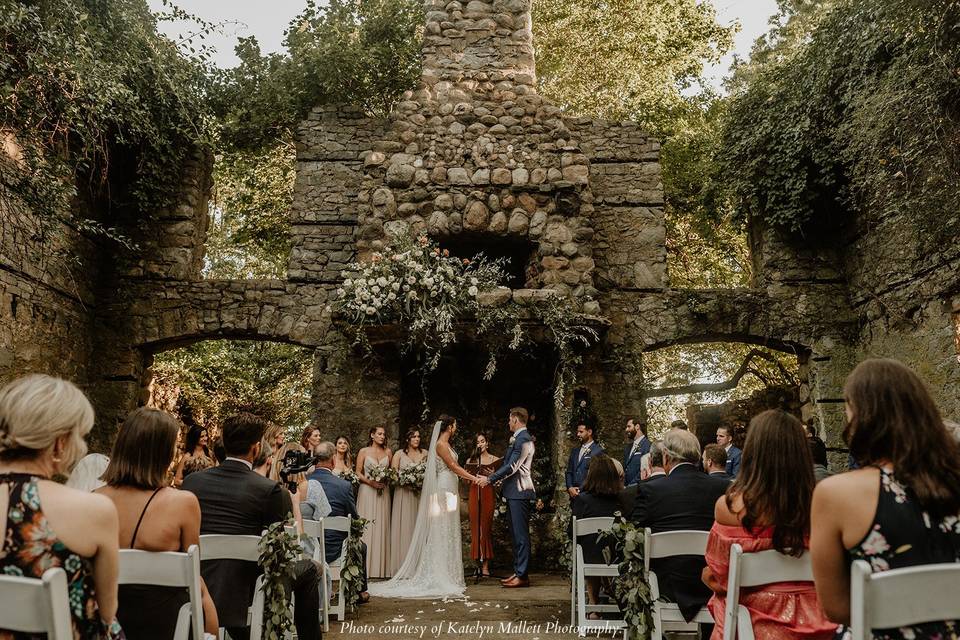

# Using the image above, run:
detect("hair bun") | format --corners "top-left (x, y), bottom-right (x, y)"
top-left (0, 431), bottom-right (17, 450)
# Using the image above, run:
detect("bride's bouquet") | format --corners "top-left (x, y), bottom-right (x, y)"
top-left (367, 465), bottom-right (397, 495)
top-left (398, 461), bottom-right (427, 494)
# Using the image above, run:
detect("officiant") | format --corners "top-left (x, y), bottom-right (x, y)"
top-left (464, 432), bottom-right (501, 578)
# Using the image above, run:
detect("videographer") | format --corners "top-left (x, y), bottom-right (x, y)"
top-left (273, 441), bottom-right (317, 536)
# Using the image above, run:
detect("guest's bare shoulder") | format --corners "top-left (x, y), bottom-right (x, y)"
top-left (815, 467), bottom-right (879, 503)
top-left (714, 493), bottom-right (740, 526)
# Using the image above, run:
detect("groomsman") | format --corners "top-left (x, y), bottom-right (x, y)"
top-left (716, 426), bottom-right (741, 477)
top-left (622, 418), bottom-right (650, 486)
top-left (565, 423), bottom-right (603, 500)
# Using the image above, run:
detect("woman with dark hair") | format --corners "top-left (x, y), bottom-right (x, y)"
top-left (173, 425), bottom-right (214, 487)
top-left (356, 426), bottom-right (393, 578)
top-left (811, 359), bottom-right (960, 638)
top-left (465, 432), bottom-right (501, 577)
top-left (299, 425), bottom-right (322, 452)
top-left (702, 410), bottom-right (836, 639)
top-left (333, 435), bottom-right (353, 478)
top-left (572, 454), bottom-right (623, 616)
top-left (97, 407), bottom-right (219, 639)
top-left (389, 428), bottom-right (426, 574)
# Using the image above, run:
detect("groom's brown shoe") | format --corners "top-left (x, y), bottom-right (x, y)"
top-left (499, 574), bottom-right (516, 585)
top-left (502, 576), bottom-right (530, 588)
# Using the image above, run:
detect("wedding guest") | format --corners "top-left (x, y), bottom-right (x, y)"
top-left (0, 374), bottom-right (124, 639)
top-left (702, 410), bottom-right (836, 639)
top-left (565, 423), bottom-right (603, 500)
top-left (702, 444), bottom-right (731, 481)
top-left (309, 442), bottom-right (369, 603)
top-left (622, 418), bottom-right (650, 486)
top-left (182, 413), bottom-right (321, 640)
top-left (253, 438), bottom-right (273, 476)
top-left (643, 441), bottom-right (667, 480)
top-left (389, 427), bottom-right (426, 575)
top-left (356, 425), bottom-right (392, 578)
top-left (333, 435), bottom-right (353, 478)
top-left (98, 407), bottom-right (219, 639)
top-left (66, 452), bottom-right (110, 492)
top-left (174, 425), bottom-right (215, 486)
top-left (671, 419), bottom-right (689, 430)
top-left (716, 426), bottom-right (741, 477)
top-left (299, 425), bottom-right (322, 453)
top-left (811, 359), bottom-right (960, 637)
top-left (573, 455), bottom-right (624, 618)
top-left (631, 429), bottom-right (728, 625)
top-left (465, 432), bottom-right (501, 578)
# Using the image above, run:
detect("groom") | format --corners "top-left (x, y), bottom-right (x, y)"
top-left (479, 406), bottom-right (536, 588)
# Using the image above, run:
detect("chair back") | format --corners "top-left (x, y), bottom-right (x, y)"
top-left (849, 560), bottom-right (960, 640)
top-left (322, 516), bottom-right (350, 534)
top-left (118, 545), bottom-right (204, 640)
top-left (572, 516), bottom-right (616, 538)
top-left (722, 544), bottom-right (812, 640)
top-left (643, 529), bottom-right (710, 571)
top-left (198, 534), bottom-right (261, 561)
top-left (0, 567), bottom-right (73, 638)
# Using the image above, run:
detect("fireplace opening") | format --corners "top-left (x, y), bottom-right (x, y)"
top-left (439, 234), bottom-right (538, 289)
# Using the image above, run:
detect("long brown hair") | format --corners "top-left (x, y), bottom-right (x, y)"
top-left (335, 435), bottom-right (353, 468)
top-left (844, 358), bottom-right (960, 517)
top-left (102, 407), bottom-right (179, 490)
top-left (582, 454), bottom-right (622, 497)
top-left (299, 425), bottom-right (320, 450)
top-left (727, 410), bottom-right (813, 556)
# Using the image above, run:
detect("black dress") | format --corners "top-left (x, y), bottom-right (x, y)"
top-left (571, 491), bottom-right (622, 564)
top-left (116, 488), bottom-right (190, 640)
top-left (839, 467), bottom-right (960, 640)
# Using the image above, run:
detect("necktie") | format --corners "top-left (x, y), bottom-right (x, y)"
top-left (578, 445), bottom-right (588, 462)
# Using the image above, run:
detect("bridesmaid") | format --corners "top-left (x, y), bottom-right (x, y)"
top-left (299, 424), bottom-right (322, 452)
top-left (356, 426), bottom-right (392, 578)
top-left (389, 428), bottom-right (426, 574)
top-left (465, 432), bottom-right (501, 577)
top-left (333, 435), bottom-right (353, 477)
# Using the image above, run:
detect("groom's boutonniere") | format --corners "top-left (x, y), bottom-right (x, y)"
top-left (509, 435), bottom-right (516, 445)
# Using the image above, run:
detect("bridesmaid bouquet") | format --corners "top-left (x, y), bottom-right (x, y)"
top-left (398, 461), bottom-right (426, 494)
top-left (340, 468), bottom-right (360, 488)
top-left (367, 465), bottom-right (397, 495)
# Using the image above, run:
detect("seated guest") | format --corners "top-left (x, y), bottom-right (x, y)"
top-left (0, 374), bottom-right (124, 639)
top-left (716, 426), bottom-right (742, 477)
top-left (66, 452), bottom-right (110, 492)
top-left (98, 407), bottom-right (219, 639)
top-left (631, 430), bottom-right (728, 623)
top-left (670, 419), bottom-right (688, 431)
top-left (572, 455), bottom-right (624, 617)
top-left (308, 441), bottom-right (369, 603)
top-left (566, 423), bottom-right (603, 501)
top-left (253, 438), bottom-right (273, 476)
top-left (702, 444), bottom-right (731, 481)
top-left (183, 413), bottom-right (321, 640)
top-left (811, 359), bottom-right (960, 638)
top-left (702, 410), bottom-right (837, 639)
top-left (181, 454), bottom-right (215, 482)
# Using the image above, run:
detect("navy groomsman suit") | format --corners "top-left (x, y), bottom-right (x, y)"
top-left (565, 440), bottom-right (603, 493)
top-left (725, 445), bottom-right (742, 478)
top-left (622, 436), bottom-right (650, 486)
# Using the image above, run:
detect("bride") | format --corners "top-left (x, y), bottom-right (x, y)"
top-left (367, 414), bottom-right (481, 598)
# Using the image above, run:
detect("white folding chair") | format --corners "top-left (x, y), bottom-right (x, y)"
top-left (300, 518), bottom-right (331, 631)
top-left (643, 528), bottom-right (714, 640)
top-left (0, 567), bottom-right (72, 639)
top-left (849, 559), bottom-right (960, 640)
top-left (118, 544), bottom-right (205, 640)
top-left (322, 516), bottom-right (352, 623)
top-left (570, 516), bottom-right (626, 636)
top-left (199, 534), bottom-right (265, 640)
top-left (721, 544), bottom-right (813, 640)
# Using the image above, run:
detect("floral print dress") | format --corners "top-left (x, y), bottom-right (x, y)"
top-left (0, 473), bottom-right (124, 640)
top-left (838, 468), bottom-right (960, 640)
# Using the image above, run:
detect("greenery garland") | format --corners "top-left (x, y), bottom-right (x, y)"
top-left (258, 519), bottom-right (300, 640)
top-left (597, 515), bottom-right (654, 640)
top-left (342, 517), bottom-right (370, 612)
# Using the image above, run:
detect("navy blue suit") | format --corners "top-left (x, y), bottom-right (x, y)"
top-left (488, 428), bottom-right (536, 578)
top-left (725, 446), bottom-right (742, 477)
top-left (565, 441), bottom-right (603, 491)
top-left (622, 436), bottom-right (650, 486)
top-left (308, 467), bottom-right (358, 563)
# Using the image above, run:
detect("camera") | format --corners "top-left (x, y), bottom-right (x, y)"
top-left (279, 450), bottom-right (317, 493)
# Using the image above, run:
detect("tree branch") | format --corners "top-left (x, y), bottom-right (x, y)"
top-left (643, 349), bottom-right (792, 398)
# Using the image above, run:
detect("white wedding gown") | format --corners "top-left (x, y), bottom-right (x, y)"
top-left (367, 421), bottom-right (466, 599)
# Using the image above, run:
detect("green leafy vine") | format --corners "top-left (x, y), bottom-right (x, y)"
top-left (341, 517), bottom-right (370, 612)
top-left (597, 516), bottom-right (654, 640)
top-left (258, 519), bottom-right (300, 640)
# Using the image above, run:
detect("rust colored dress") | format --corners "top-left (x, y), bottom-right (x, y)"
top-left (705, 523), bottom-right (837, 640)
top-left (465, 457), bottom-right (500, 561)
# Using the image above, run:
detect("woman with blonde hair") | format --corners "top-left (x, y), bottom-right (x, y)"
top-left (0, 374), bottom-right (124, 639)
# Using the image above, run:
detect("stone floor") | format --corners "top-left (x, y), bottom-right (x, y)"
top-left (328, 574), bottom-right (613, 640)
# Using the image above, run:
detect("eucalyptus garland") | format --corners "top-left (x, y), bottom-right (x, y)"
top-left (341, 517), bottom-right (370, 612)
top-left (597, 515), bottom-right (654, 640)
top-left (258, 519), bottom-right (300, 640)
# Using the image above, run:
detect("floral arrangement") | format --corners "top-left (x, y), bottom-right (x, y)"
top-left (397, 460), bottom-right (426, 493)
top-left (258, 519), bottom-right (300, 639)
top-left (342, 518), bottom-right (370, 612)
top-left (366, 465), bottom-right (397, 495)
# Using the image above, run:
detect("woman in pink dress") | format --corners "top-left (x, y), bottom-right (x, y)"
top-left (702, 410), bottom-right (837, 640)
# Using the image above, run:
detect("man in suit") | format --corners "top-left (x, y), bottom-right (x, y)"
top-left (307, 441), bottom-right (369, 600)
top-left (622, 418), bottom-right (650, 486)
top-left (716, 426), bottom-right (742, 477)
top-left (702, 443), bottom-right (732, 481)
top-left (631, 429), bottom-right (729, 624)
top-left (565, 423), bottom-right (603, 501)
top-left (183, 413), bottom-right (321, 640)
top-left (618, 441), bottom-right (664, 515)
top-left (480, 407), bottom-right (536, 588)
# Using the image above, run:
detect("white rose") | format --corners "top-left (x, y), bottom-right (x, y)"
top-left (391, 282), bottom-right (401, 291)
top-left (365, 306), bottom-right (376, 315)
top-left (377, 277), bottom-right (388, 287)
top-left (387, 292), bottom-right (397, 301)
top-left (407, 275), bottom-right (417, 285)
top-left (372, 285), bottom-right (381, 294)
top-left (408, 291), bottom-right (418, 300)
top-left (336, 288), bottom-right (345, 296)
top-left (403, 284), bottom-right (410, 291)
top-left (424, 277), bottom-right (435, 287)
top-left (471, 277), bottom-right (479, 285)
top-left (468, 286), bottom-right (478, 296)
